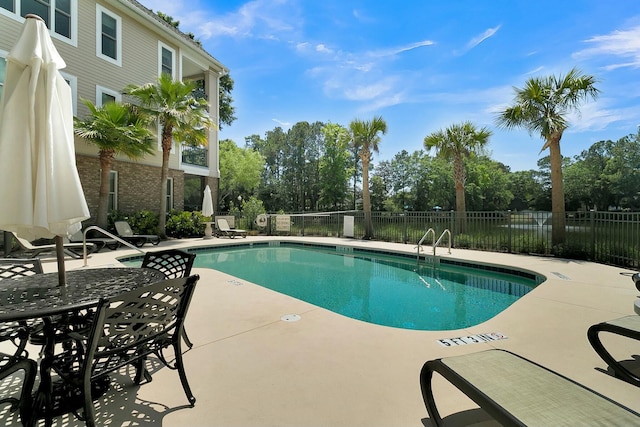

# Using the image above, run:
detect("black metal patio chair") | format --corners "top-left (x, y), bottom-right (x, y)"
top-left (0, 258), bottom-right (43, 356)
top-left (45, 275), bottom-right (200, 427)
top-left (141, 249), bottom-right (197, 348)
top-left (0, 258), bottom-right (40, 426)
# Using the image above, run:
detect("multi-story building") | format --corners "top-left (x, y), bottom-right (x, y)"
top-left (0, 0), bottom-right (227, 223)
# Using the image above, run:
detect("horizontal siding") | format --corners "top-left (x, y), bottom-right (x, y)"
top-left (0, 16), bottom-right (22, 50)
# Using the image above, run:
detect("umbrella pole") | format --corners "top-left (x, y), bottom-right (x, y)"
top-left (3, 231), bottom-right (11, 256)
top-left (55, 236), bottom-right (67, 286)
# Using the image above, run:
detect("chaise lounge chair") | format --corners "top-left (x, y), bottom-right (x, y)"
top-left (69, 230), bottom-right (119, 252)
top-left (11, 233), bottom-right (96, 259)
top-left (216, 218), bottom-right (247, 239)
top-left (420, 349), bottom-right (640, 426)
top-left (588, 315), bottom-right (640, 387)
top-left (114, 221), bottom-right (160, 247)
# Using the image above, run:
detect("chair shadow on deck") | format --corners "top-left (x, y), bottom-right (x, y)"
top-left (0, 355), bottom-right (194, 426)
top-left (595, 354), bottom-right (640, 385)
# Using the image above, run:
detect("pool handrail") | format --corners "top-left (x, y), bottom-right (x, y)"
top-left (433, 229), bottom-right (452, 256)
top-left (82, 225), bottom-right (144, 266)
top-left (417, 228), bottom-right (436, 261)
top-left (417, 228), bottom-right (451, 260)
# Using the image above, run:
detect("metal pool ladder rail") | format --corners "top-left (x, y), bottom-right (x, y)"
top-left (417, 228), bottom-right (451, 260)
top-left (82, 225), bottom-right (145, 266)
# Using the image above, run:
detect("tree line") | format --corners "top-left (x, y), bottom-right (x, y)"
top-left (221, 68), bottom-right (640, 245)
top-left (223, 127), bottom-right (640, 213)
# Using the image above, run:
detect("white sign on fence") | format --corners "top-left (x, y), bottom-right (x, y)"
top-left (343, 215), bottom-right (354, 238)
top-left (275, 215), bottom-right (291, 232)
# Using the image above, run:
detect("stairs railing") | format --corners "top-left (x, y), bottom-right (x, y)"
top-left (82, 225), bottom-right (144, 266)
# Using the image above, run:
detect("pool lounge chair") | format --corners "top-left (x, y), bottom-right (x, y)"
top-left (114, 221), bottom-right (160, 247)
top-left (588, 315), bottom-right (640, 387)
top-left (69, 230), bottom-right (119, 252)
top-left (216, 218), bottom-right (247, 239)
top-left (12, 233), bottom-right (96, 259)
top-left (420, 349), bottom-right (640, 426)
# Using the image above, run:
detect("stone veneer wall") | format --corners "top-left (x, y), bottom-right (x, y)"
top-left (76, 155), bottom-right (184, 223)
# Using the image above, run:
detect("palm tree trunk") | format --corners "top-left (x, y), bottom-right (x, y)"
top-left (362, 156), bottom-right (373, 239)
top-left (453, 156), bottom-right (467, 233)
top-left (548, 134), bottom-right (566, 246)
top-left (158, 129), bottom-right (173, 238)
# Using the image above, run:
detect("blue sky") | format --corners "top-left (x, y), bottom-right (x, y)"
top-left (139, 0), bottom-right (640, 171)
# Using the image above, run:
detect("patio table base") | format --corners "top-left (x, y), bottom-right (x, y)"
top-left (32, 375), bottom-right (110, 422)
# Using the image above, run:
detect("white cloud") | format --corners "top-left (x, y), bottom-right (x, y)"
top-left (368, 40), bottom-right (435, 58)
top-left (272, 118), bottom-right (292, 128)
top-left (573, 25), bottom-right (640, 69)
top-left (567, 99), bottom-right (633, 132)
top-left (466, 25), bottom-right (501, 50)
top-left (343, 79), bottom-right (396, 101)
top-left (315, 44), bottom-right (333, 54)
top-left (352, 9), bottom-right (375, 23)
top-left (142, 0), bottom-right (300, 40)
top-left (524, 66), bottom-right (544, 75)
top-left (295, 42), bottom-right (310, 52)
top-left (359, 92), bottom-right (407, 112)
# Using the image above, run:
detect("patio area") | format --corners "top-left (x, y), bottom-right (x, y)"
top-left (3, 236), bottom-right (639, 426)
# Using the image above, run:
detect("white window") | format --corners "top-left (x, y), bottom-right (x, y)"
top-left (0, 0), bottom-right (78, 45)
top-left (96, 85), bottom-right (121, 106)
top-left (96, 4), bottom-right (121, 66)
top-left (158, 42), bottom-right (175, 78)
top-left (108, 170), bottom-right (118, 211)
top-left (165, 177), bottom-right (174, 212)
top-left (60, 71), bottom-right (77, 115)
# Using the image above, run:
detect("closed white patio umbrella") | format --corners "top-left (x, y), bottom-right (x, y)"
top-left (0, 15), bottom-right (90, 285)
top-left (201, 185), bottom-right (214, 239)
top-left (202, 185), bottom-right (214, 218)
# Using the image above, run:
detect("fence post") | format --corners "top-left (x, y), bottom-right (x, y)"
top-left (403, 211), bottom-right (407, 244)
top-left (590, 209), bottom-right (595, 260)
top-left (507, 210), bottom-right (512, 253)
top-left (449, 210), bottom-right (455, 247)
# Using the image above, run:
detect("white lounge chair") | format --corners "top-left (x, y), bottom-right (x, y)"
top-left (114, 221), bottom-right (160, 247)
top-left (12, 233), bottom-right (96, 259)
top-left (216, 218), bottom-right (246, 239)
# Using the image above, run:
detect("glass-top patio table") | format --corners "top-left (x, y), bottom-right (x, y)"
top-left (0, 267), bottom-right (165, 425)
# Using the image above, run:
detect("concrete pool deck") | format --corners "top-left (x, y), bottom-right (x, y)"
top-left (5, 236), bottom-right (640, 426)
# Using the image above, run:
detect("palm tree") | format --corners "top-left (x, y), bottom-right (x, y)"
top-left (496, 67), bottom-right (599, 246)
top-left (424, 122), bottom-right (492, 231)
top-left (74, 100), bottom-right (155, 229)
top-left (124, 74), bottom-right (213, 237)
top-left (349, 116), bottom-right (387, 239)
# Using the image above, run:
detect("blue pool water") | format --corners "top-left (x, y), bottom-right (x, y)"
top-left (177, 243), bottom-right (542, 331)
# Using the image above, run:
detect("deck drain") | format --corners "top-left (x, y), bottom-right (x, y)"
top-left (281, 314), bottom-right (301, 322)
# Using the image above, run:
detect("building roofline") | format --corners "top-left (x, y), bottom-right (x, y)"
top-left (117, 0), bottom-right (228, 74)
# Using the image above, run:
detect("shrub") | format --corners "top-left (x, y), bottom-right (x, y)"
top-left (240, 196), bottom-right (266, 230)
top-left (107, 209), bottom-right (158, 235)
top-left (166, 210), bottom-right (206, 238)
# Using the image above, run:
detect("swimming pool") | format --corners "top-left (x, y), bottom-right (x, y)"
top-left (136, 242), bottom-right (541, 331)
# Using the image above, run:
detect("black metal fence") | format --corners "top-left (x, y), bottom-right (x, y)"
top-left (240, 211), bottom-right (640, 269)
